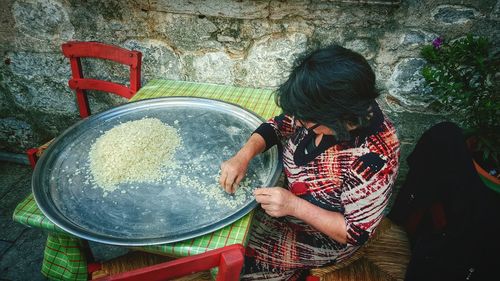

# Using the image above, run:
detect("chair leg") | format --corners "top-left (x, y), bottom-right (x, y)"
top-left (81, 239), bottom-right (96, 263)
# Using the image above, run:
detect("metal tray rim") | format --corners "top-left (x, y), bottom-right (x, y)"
top-left (32, 97), bottom-right (282, 246)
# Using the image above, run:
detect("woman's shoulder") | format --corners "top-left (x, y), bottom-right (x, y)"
top-left (364, 115), bottom-right (400, 157)
top-left (330, 114), bottom-right (399, 164)
top-left (342, 118), bottom-right (400, 181)
top-left (379, 115), bottom-right (400, 144)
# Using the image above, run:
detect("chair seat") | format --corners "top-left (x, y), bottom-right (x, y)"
top-left (91, 251), bottom-right (212, 280)
top-left (308, 217), bottom-right (411, 281)
top-left (316, 257), bottom-right (392, 281)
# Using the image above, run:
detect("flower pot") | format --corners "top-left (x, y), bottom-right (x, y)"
top-left (466, 137), bottom-right (499, 193)
top-left (473, 159), bottom-right (500, 193)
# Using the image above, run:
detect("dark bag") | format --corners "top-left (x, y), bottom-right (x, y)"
top-left (388, 122), bottom-right (500, 281)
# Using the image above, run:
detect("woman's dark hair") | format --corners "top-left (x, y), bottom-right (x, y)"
top-left (276, 44), bottom-right (379, 141)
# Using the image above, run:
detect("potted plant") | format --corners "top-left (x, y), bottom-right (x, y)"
top-left (421, 34), bottom-right (499, 191)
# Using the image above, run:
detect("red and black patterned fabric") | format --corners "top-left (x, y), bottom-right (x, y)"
top-left (242, 102), bottom-right (400, 280)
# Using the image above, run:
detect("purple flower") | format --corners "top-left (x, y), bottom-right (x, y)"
top-left (432, 37), bottom-right (444, 49)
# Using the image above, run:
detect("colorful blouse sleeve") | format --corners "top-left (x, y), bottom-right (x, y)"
top-left (340, 151), bottom-right (399, 246)
top-left (253, 114), bottom-right (297, 151)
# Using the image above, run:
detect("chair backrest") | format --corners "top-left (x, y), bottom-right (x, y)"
top-left (61, 41), bottom-right (142, 118)
top-left (93, 244), bottom-right (245, 281)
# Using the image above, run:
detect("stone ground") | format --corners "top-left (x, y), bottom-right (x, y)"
top-left (0, 161), bottom-right (47, 281)
top-left (0, 161), bottom-right (128, 281)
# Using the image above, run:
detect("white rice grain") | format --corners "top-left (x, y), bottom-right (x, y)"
top-left (88, 118), bottom-right (181, 192)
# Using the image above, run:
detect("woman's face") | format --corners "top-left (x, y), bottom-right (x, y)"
top-left (295, 119), bottom-right (335, 135)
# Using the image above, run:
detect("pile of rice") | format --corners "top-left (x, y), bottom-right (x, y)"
top-left (88, 117), bottom-right (181, 191)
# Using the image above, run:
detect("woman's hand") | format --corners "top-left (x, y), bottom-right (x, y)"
top-left (256, 186), bottom-right (348, 243)
top-left (219, 155), bottom-right (249, 193)
top-left (219, 133), bottom-right (267, 194)
top-left (254, 187), bottom-right (300, 217)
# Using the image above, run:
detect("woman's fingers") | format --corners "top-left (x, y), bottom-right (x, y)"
top-left (224, 173), bottom-right (238, 193)
top-left (256, 191), bottom-right (280, 216)
top-left (227, 174), bottom-right (244, 194)
top-left (254, 187), bottom-right (274, 196)
top-left (254, 187), bottom-right (297, 217)
top-left (260, 203), bottom-right (280, 217)
top-left (260, 203), bottom-right (278, 211)
top-left (218, 172), bottom-right (227, 188)
top-left (235, 174), bottom-right (244, 186)
top-left (220, 162), bottom-right (235, 193)
top-left (254, 188), bottom-right (274, 204)
top-left (219, 158), bottom-right (248, 193)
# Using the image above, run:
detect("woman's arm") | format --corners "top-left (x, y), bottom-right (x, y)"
top-left (219, 114), bottom-right (298, 193)
top-left (219, 133), bottom-right (266, 193)
top-left (254, 187), bottom-right (347, 244)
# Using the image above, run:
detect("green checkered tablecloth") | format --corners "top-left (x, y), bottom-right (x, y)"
top-left (129, 79), bottom-right (281, 119)
top-left (12, 79), bottom-right (281, 281)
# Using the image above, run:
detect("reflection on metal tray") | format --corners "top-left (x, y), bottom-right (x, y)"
top-left (33, 97), bottom-right (281, 246)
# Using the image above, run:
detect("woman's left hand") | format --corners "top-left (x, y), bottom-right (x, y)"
top-left (254, 187), bottom-right (300, 217)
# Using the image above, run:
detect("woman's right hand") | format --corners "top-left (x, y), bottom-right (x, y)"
top-left (219, 132), bottom-right (266, 193)
top-left (219, 155), bottom-right (249, 194)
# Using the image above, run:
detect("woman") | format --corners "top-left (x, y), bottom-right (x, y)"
top-left (219, 45), bottom-right (400, 280)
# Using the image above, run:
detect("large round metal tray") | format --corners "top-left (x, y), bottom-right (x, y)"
top-left (33, 97), bottom-right (281, 246)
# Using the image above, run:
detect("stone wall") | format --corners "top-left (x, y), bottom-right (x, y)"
top-left (0, 0), bottom-right (498, 182)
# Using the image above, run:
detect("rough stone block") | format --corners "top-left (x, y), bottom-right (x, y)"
top-left (431, 5), bottom-right (481, 25)
top-left (124, 39), bottom-right (181, 81)
top-left (0, 118), bottom-right (34, 153)
top-left (0, 162), bottom-right (32, 199)
top-left (153, 13), bottom-right (221, 52)
top-left (68, 0), bottom-right (150, 45)
top-left (386, 58), bottom-right (432, 110)
top-left (239, 33), bottom-right (307, 88)
top-left (11, 0), bottom-right (74, 52)
top-left (5, 52), bottom-right (75, 115)
top-left (344, 38), bottom-right (378, 60)
top-left (0, 86), bottom-right (11, 115)
top-left (0, 240), bottom-right (12, 257)
top-left (0, 228), bottom-right (47, 281)
top-left (187, 52), bottom-right (235, 85)
top-left (0, 171), bottom-right (32, 242)
top-left (144, 0), bottom-right (269, 19)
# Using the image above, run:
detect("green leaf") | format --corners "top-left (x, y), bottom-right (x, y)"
top-left (420, 34), bottom-right (499, 167)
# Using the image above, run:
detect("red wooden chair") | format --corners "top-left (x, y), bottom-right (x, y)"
top-left (91, 244), bottom-right (245, 281)
top-left (26, 41), bottom-right (142, 167)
